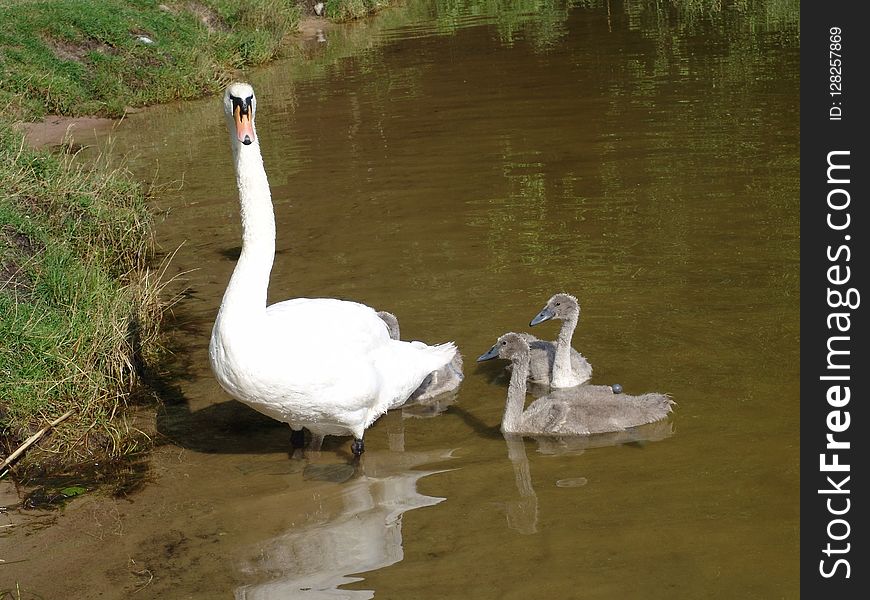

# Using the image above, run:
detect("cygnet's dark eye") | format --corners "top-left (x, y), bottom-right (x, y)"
top-left (555, 302), bottom-right (561, 306)
top-left (501, 341), bottom-right (507, 345)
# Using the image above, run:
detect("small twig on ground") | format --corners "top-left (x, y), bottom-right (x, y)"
top-left (0, 558), bottom-right (29, 566)
top-left (0, 410), bottom-right (75, 472)
top-left (130, 558), bottom-right (154, 594)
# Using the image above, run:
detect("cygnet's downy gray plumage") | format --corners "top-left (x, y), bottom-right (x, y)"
top-left (376, 311), bottom-right (401, 341)
top-left (523, 292), bottom-right (592, 388)
top-left (377, 311), bottom-right (464, 402)
top-left (477, 332), bottom-right (673, 436)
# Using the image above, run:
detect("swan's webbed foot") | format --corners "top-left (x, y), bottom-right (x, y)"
top-left (351, 438), bottom-right (365, 458)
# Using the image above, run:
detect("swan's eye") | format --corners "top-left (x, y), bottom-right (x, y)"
top-left (501, 341), bottom-right (507, 346)
top-left (555, 302), bottom-right (561, 306)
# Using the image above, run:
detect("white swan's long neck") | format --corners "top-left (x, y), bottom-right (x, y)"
top-left (551, 313), bottom-right (578, 386)
top-left (220, 141), bottom-right (275, 318)
top-left (502, 351), bottom-right (530, 433)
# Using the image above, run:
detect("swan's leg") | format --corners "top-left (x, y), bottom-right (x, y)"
top-left (290, 427), bottom-right (309, 459)
top-left (290, 427), bottom-right (305, 449)
top-left (384, 411), bottom-right (405, 452)
top-left (351, 437), bottom-right (365, 457)
top-left (308, 433), bottom-right (324, 451)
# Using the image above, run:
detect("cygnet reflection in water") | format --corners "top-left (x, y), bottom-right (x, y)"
top-left (501, 419), bottom-right (675, 535)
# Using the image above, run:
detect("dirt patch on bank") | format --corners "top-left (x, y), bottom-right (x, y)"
top-left (16, 115), bottom-right (121, 150)
top-left (297, 15), bottom-right (333, 38)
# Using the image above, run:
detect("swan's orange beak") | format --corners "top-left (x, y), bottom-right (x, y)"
top-left (234, 104), bottom-right (255, 145)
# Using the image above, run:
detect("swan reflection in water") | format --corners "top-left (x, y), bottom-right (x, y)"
top-left (235, 446), bottom-right (453, 599)
top-left (502, 420), bottom-right (675, 535)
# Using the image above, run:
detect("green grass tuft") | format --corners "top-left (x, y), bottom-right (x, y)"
top-left (324, 0), bottom-right (390, 22)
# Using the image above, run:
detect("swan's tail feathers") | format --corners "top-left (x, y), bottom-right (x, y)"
top-left (657, 393), bottom-right (676, 411)
top-left (409, 341), bottom-right (460, 381)
top-left (449, 350), bottom-right (464, 380)
top-left (637, 392), bottom-right (676, 421)
top-left (429, 341), bottom-right (459, 369)
top-left (371, 340), bottom-right (459, 413)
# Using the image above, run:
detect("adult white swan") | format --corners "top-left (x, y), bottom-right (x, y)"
top-left (208, 82), bottom-right (457, 457)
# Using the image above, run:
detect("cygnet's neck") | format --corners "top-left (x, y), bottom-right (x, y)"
top-left (221, 139), bottom-right (275, 318)
top-left (503, 350), bottom-right (531, 433)
top-left (551, 313), bottom-right (578, 387)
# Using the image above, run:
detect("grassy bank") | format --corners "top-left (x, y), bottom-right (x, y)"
top-left (0, 120), bottom-right (167, 477)
top-left (0, 0), bottom-right (303, 121)
top-left (324, 0), bottom-right (391, 22)
top-left (0, 0), bottom-right (397, 122)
